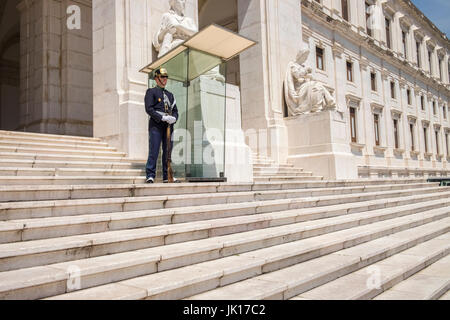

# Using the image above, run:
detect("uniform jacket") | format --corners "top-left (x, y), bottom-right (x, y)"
top-left (144, 86), bottom-right (179, 130)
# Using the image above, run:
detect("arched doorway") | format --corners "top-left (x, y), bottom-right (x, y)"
top-left (0, 0), bottom-right (20, 131)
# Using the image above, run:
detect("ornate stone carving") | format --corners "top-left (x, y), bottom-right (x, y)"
top-left (284, 46), bottom-right (338, 116)
top-left (153, 0), bottom-right (224, 83)
top-left (153, 0), bottom-right (197, 58)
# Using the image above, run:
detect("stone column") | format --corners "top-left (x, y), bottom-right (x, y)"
top-left (444, 54), bottom-right (449, 84)
top-left (17, 0), bottom-right (92, 136)
top-left (432, 46), bottom-right (439, 80)
top-left (392, 12), bottom-right (403, 58)
top-left (422, 37), bottom-right (430, 74)
top-left (92, 0), bottom-right (197, 158)
top-left (237, 0), bottom-right (302, 163)
top-left (409, 25), bottom-right (417, 64)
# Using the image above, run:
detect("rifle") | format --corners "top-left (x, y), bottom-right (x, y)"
top-left (165, 100), bottom-right (174, 183)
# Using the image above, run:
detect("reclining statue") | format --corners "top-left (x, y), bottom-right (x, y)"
top-left (284, 46), bottom-right (337, 116)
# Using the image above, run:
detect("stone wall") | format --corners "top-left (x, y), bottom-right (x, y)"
top-left (92, 0), bottom-right (198, 159)
top-left (17, 0), bottom-right (93, 136)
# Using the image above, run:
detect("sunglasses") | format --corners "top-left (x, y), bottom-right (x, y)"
top-left (158, 75), bottom-right (168, 79)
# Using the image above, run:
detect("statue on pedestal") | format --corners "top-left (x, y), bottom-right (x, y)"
top-left (153, 0), bottom-right (225, 83)
top-left (284, 46), bottom-right (337, 116)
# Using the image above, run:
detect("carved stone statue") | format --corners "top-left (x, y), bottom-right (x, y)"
top-left (153, 0), bottom-right (197, 58)
top-left (153, 0), bottom-right (225, 83)
top-left (284, 46), bottom-right (337, 116)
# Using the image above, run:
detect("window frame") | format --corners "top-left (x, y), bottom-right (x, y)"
top-left (374, 113), bottom-right (380, 146)
top-left (409, 123), bottom-right (415, 151)
top-left (350, 107), bottom-right (357, 143)
top-left (393, 118), bottom-right (399, 149)
top-left (370, 72), bottom-right (377, 92)
top-left (346, 61), bottom-right (353, 82)
top-left (390, 81), bottom-right (396, 99)
top-left (385, 18), bottom-right (392, 49)
top-left (316, 46), bottom-right (325, 71)
top-left (424, 127), bottom-right (429, 153)
top-left (341, 0), bottom-right (349, 22)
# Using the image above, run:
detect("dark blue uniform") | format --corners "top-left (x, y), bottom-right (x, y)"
top-left (144, 86), bottom-right (179, 181)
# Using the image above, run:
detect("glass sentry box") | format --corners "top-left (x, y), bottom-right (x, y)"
top-left (140, 25), bottom-right (256, 182)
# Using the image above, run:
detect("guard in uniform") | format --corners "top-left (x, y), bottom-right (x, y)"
top-left (144, 68), bottom-right (179, 183)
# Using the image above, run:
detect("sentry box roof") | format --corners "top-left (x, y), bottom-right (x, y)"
top-left (139, 24), bottom-right (257, 75)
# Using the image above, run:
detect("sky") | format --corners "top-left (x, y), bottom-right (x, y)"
top-left (411, 0), bottom-right (450, 37)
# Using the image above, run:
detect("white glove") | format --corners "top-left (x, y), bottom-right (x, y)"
top-left (164, 115), bottom-right (176, 124)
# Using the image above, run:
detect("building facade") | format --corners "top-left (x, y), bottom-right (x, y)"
top-left (297, 0), bottom-right (450, 179)
top-left (0, 0), bottom-right (448, 181)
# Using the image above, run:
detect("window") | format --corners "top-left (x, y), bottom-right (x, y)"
top-left (424, 127), bottom-right (428, 153)
top-left (390, 81), bottom-right (396, 99)
top-left (374, 114), bottom-right (380, 146)
top-left (410, 123), bottom-right (415, 151)
top-left (402, 31), bottom-right (407, 58)
top-left (433, 101), bottom-right (436, 115)
top-left (393, 119), bottom-right (399, 149)
top-left (350, 107), bottom-right (357, 143)
top-left (428, 50), bottom-right (433, 73)
top-left (366, 2), bottom-right (372, 37)
top-left (435, 130), bottom-right (440, 155)
top-left (407, 89), bottom-right (411, 105)
top-left (342, 0), bottom-right (349, 21)
top-left (439, 57), bottom-right (443, 80)
top-left (371, 72), bottom-right (377, 91)
top-left (444, 106), bottom-right (447, 120)
top-left (420, 96), bottom-right (425, 111)
top-left (385, 18), bottom-right (391, 49)
top-left (416, 41), bottom-right (421, 67)
top-left (316, 47), bottom-right (324, 71)
top-left (446, 132), bottom-right (449, 156)
top-left (347, 61), bottom-right (353, 82)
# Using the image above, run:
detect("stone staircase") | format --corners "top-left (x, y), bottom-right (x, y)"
top-left (0, 130), bottom-right (449, 300)
top-left (251, 153), bottom-right (323, 182)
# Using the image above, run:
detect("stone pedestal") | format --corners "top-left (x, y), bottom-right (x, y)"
top-left (186, 77), bottom-right (253, 182)
top-left (286, 110), bottom-right (358, 180)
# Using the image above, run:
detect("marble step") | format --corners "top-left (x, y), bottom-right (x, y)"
top-left (253, 168), bottom-right (305, 174)
top-left (253, 164), bottom-right (295, 169)
top-left (254, 176), bottom-right (323, 181)
top-left (0, 176), bottom-right (147, 186)
top-left (292, 234), bottom-right (450, 300)
top-left (372, 251), bottom-right (450, 300)
top-left (0, 167), bottom-right (144, 177)
top-left (40, 210), bottom-right (450, 300)
top-left (0, 184), bottom-right (444, 220)
top-left (254, 171), bottom-right (313, 177)
top-left (439, 290), bottom-right (450, 300)
top-left (0, 134), bottom-right (109, 148)
top-left (0, 152), bottom-right (130, 163)
top-left (0, 140), bottom-right (117, 152)
top-left (0, 195), bottom-right (448, 275)
top-left (0, 145), bottom-right (126, 158)
top-left (0, 180), bottom-right (432, 202)
top-left (0, 130), bottom-right (102, 143)
top-left (252, 161), bottom-right (277, 165)
top-left (0, 159), bottom-right (134, 170)
top-left (2, 187), bottom-right (447, 243)
top-left (186, 218), bottom-right (450, 300)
